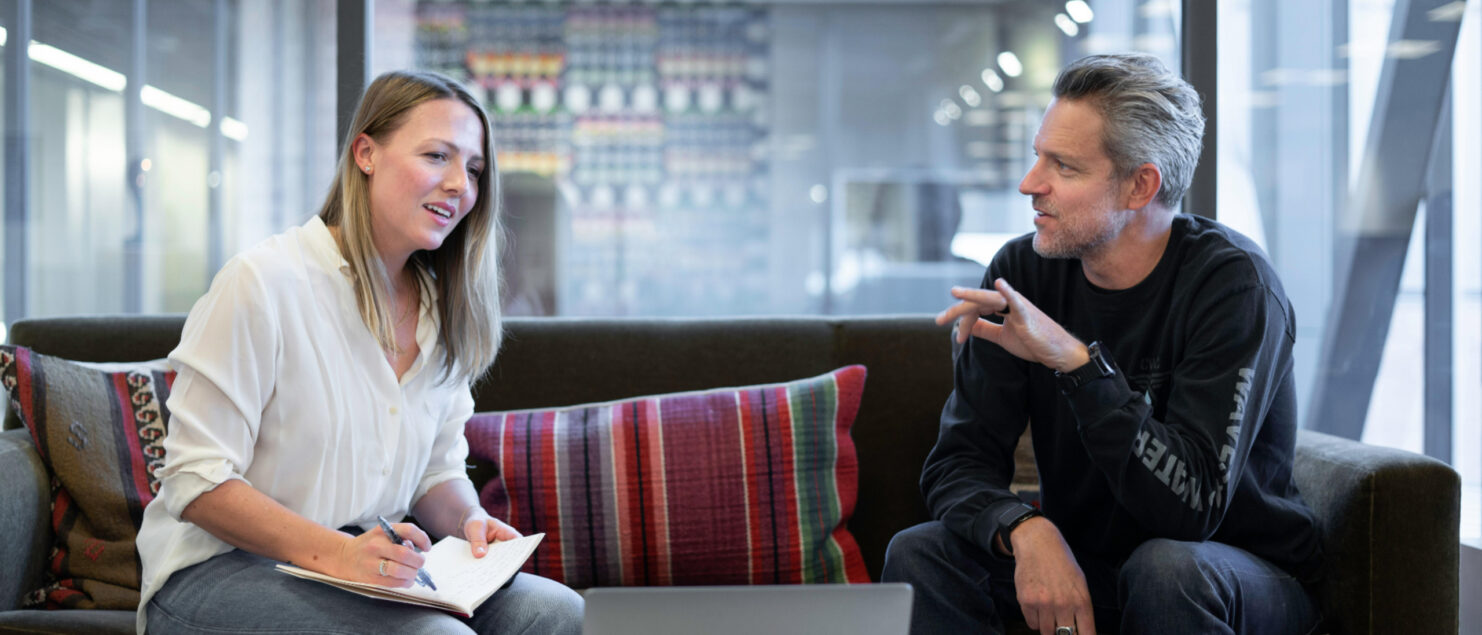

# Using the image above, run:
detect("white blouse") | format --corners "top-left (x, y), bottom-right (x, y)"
top-left (135, 215), bottom-right (475, 633)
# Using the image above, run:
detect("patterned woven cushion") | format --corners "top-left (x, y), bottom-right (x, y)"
top-left (0, 346), bottom-right (173, 610)
top-left (465, 365), bottom-right (871, 588)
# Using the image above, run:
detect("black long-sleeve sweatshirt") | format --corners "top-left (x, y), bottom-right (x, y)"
top-left (922, 214), bottom-right (1323, 582)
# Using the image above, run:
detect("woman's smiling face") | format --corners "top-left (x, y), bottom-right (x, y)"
top-left (355, 97), bottom-right (486, 268)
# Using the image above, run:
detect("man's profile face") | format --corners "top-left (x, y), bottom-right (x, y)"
top-left (1018, 98), bottom-right (1132, 260)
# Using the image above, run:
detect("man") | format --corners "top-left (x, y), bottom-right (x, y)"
top-left (881, 53), bottom-right (1323, 635)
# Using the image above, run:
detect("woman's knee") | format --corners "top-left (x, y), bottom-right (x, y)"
top-left (474, 574), bottom-right (583, 635)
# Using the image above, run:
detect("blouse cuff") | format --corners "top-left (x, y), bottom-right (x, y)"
top-left (158, 459), bottom-right (243, 520)
top-left (413, 471), bottom-right (470, 508)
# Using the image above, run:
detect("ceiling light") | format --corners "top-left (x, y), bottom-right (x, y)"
top-left (958, 85), bottom-right (982, 107)
top-left (1066, 0), bottom-right (1095, 23)
top-left (997, 51), bottom-right (1022, 78)
top-left (221, 117), bottom-right (249, 141)
top-left (142, 86), bottom-right (211, 128)
top-left (981, 68), bottom-right (1004, 92)
top-left (28, 42), bottom-right (127, 92)
top-left (1055, 14), bottom-right (1079, 37)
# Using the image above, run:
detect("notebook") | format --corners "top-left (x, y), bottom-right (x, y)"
top-left (275, 533), bottom-right (543, 617)
top-left (582, 583), bottom-right (913, 635)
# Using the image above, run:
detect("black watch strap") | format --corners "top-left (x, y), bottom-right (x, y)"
top-left (995, 502), bottom-right (1043, 555)
top-left (1055, 341), bottom-right (1115, 393)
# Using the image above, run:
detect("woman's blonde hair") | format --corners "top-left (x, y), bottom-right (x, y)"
top-left (318, 70), bottom-right (502, 386)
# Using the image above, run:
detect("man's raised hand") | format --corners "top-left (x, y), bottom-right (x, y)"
top-left (936, 278), bottom-right (1089, 373)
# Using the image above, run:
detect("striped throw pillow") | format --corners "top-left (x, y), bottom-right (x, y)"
top-left (465, 365), bottom-right (871, 588)
top-left (0, 346), bottom-right (174, 610)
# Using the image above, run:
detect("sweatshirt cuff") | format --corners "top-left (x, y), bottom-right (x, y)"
top-left (1063, 363), bottom-right (1135, 430)
top-left (971, 499), bottom-right (1032, 561)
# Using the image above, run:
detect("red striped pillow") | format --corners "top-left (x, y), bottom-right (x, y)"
top-left (0, 346), bottom-right (174, 610)
top-left (465, 365), bottom-right (871, 588)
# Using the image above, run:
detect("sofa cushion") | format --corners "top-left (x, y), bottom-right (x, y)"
top-left (0, 346), bottom-right (173, 610)
top-left (466, 365), bottom-right (872, 588)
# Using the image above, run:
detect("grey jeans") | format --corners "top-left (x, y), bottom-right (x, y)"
top-left (145, 549), bottom-right (583, 634)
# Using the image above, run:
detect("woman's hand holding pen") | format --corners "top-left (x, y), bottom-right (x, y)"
top-left (336, 521), bottom-right (431, 587)
top-left (459, 505), bottom-right (522, 558)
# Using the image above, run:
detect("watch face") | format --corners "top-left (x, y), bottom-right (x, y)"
top-left (1056, 342), bottom-right (1112, 393)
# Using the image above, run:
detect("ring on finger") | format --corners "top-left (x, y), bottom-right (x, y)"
top-left (1055, 627), bottom-right (1074, 635)
top-left (378, 558), bottom-right (389, 577)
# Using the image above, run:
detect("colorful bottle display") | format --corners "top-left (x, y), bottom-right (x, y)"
top-left (415, 2), bottom-right (771, 316)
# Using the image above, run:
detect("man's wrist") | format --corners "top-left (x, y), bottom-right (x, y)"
top-left (994, 503), bottom-right (1044, 556)
top-left (1055, 343), bottom-right (1090, 373)
top-left (1006, 515), bottom-right (1051, 556)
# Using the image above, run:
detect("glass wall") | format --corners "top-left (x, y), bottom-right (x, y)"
top-left (1218, 0), bottom-right (1480, 539)
top-left (374, 0), bottom-right (1178, 317)
top-left (8, 2), bottom-right (1470, 539)
top-left (1, 0), bottom-right (337, 323)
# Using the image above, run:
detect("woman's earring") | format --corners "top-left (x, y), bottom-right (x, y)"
top-left (361, 164), bottom-right (371, 174)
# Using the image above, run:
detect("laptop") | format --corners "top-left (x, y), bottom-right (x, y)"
top-left (582, 583), bottom-right (913, 635)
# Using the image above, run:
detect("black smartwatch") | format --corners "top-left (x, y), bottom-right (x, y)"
top-left (1054, 341), bottom-right (1115, 393)
top-left (995, 502), bottom-right (1043, 555)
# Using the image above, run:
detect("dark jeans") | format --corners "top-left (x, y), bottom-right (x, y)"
top-left (880, 521), bottom-right (1321, 635)
top-left (146, 549), bottom-right (583, 634)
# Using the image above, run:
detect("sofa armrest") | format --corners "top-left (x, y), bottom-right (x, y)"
top-left (1294, 429), bottom-right (1459, 635)
top-left (0, 428), bottom-right (51, 610)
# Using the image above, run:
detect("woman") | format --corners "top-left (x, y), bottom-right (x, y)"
top-left (136, 70), bottom-right (582, 634)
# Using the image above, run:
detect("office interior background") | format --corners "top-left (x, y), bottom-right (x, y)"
top-left (0, 0), bottom-right (1477, 613)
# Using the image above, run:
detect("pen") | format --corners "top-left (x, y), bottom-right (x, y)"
top-left (377, 515), bottom-right (437, 590)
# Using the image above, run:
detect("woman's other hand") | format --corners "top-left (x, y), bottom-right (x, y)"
top-left (459, 506), bottom-right (522, 557)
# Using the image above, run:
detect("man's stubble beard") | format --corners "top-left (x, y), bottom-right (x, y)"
top-left (1030, 196), bottom-right (1130, 260)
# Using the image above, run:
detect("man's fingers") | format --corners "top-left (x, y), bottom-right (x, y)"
top-left (1053, 611), bottom-right (1079, 635)
top-left (968, 318), bottom-right (1002, 343)
top-left (1075, 604), bottom-right (1097, 635)
top-left (955, 315), bottom-right (975, 343)
top-left (935, 301), bottom-right (975, 326)
top-left (1022, 607), bottom-right (1041, 632)
top-left (994, 278), bottom-right (1031, 316)
top-left (949, 286), bottom-right (1011, 312)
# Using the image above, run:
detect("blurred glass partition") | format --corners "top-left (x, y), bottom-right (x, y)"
top-left (825, 170), bottom-right (1031, 314)
top-left (381, 0), bottom-right (1179, 316)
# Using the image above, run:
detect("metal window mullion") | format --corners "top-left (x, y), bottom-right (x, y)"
top-left (208, 0), bottom-right (227, 282)
top-left (125, 0), bottom-right (147, 314)
top-left (271, 0), bottom-right (286, 232)
top-left (1423, 94), bottom-right (1452, 464)
top-left (1307, 0), bottom-right (1463, 439)
top-left (1180, 0), bottom-right (1216, 219)
top-left (3, 0), bottom-right (31, 325)
top-left (305, 0), bottom-right (322, 220)
top-left (336, 0), bottom-right (372, 156)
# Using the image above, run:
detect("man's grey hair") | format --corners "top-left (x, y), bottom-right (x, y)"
top-left (1052, 53), bottom-right (1205, 209)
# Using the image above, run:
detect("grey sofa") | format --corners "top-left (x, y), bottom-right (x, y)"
top-left (0, 315), bottom-right (1461, 634)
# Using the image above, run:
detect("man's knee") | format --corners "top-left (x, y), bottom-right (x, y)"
top-left (887, 522), bottom-right (956, 557)
top-left (883, 522), bottom-right (950, 574)
top-left (1119, 539), bottom-right (1223, 607)
top-left (882, 521), bottom-right (985, 583)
